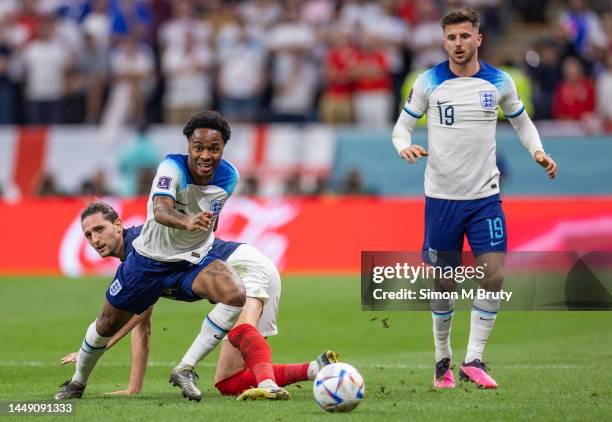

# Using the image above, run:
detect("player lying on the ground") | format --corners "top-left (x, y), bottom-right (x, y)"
top-left (392, 9), bottom-right (557, 389)
top-left (55, 112), bottom-right (251, 401)
top-left (60, 202), bottom-right (338, 400)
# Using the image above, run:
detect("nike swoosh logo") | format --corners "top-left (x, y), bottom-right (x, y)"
top-left (490, 240), bottom-right (504, 246)
top-left (480, 317), bottom-right (495, 321)
top-left (437, 100), bottom-right (451, 105)
top-left (214, 334), bottom-right (225, 340)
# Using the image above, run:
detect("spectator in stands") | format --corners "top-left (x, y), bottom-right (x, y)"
top-left (239, 173), bottom-right (260, 196)
top-left (19, 16), bottom-right (73, 124)
top-left (338, 0), bottom-right (382, 28)
top-left (162, 30), bottom-right (214, 124)
top-left (80, 169), bottom-right (111, 196)
top-left (319, 28), bottom-right (355, 124)
top-left (410, 0), bottom-right (446, 70)
top-left (239, 0), bottom-right (282, 30)
top-left (348, 0), bottom-right (408, 116)
top-left (81, 0), bottom-right (111, 49)
top-left (300, 0), bottom-right (335, 27)
top-left (79, 31), bottom-right (109, 123)
top-left (0, 28), bottom-right (15, 124)
top-left (104, 33), bottom-right (154, 127)
top-left (267, 2), bottom-right (319, 122)
top-left (158, 0), bottom-right (211, 50)
top-left (108, 0), bottom-right (153, 44)
top-left (16, 0), bottom-right (44, 41)
top-left (352, 29), bottom-right (393, 126)
top-left (216, 14), bottom-right (268, 122)
top-left (528, 39), bottom-right (562, 119)
top-left (596, 52), bottom-right (612, 132)
top-left (552, 56), bottom-right (595, 120)
top-left (283, 171), bottom-right (305, 196)
top-left (558, 0), bottom-right (608, 63)
top-left (308, 174), bottom-right (329, 196)
top-left (337, 168), bottom-right (368, 195)
top-left (37, 173), bottom-right (63, 196)
top-left (136, 167), bottom-right (157, 195)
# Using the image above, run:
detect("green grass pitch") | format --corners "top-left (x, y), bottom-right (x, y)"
top-left (1, 275), bottom-right (611, 421)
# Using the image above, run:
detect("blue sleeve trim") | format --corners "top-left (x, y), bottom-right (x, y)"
top-left (505, 106), bottom-right (525, 118)
top-left (403, 106), bottom-right (423, 119)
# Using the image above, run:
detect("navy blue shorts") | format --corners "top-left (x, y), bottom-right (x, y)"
top-left (422, 194), bottom-right (507, 267)
top-left (160, 239), bottom-right (242, 303)
top-left (106, 239), bottom-right (242, 314)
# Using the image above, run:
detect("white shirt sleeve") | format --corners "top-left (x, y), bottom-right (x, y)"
top-left (392, 72), bottom-right (429, 154)
top-left (499, 72), bottom-right (544, 158)
top-left (508, 111), bottom-right (544, 159)
top-left (499, 72), bottom-right (525, 118)
top-left (150, 159), bottom-right (183, 201)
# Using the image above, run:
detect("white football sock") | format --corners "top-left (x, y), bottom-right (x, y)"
top-left (72, 321), bottom-right (110, 385)
top-left (431, 297), bottom-right (455, 362)
top-left (178, 304), bottom-right (242, 369)
top-left (257, 379), bottom-right (279, 389)
top-left (465, 297), bottom-right (500, 363)
top-left (307, 360), bottom-right (320, 380)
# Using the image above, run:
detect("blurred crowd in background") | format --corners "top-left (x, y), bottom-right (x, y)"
top-left (0, 0), bottom-right (610, 129)
top-left (0, 0), bottom-right (611, 199)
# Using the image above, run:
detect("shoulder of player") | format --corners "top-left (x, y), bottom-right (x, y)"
top-left (473, 61), bottom-right (514, 92)
top-left (413, 61), bottom-right (454, 95)
top-left (157, 154), bottom-right (191, 184)
top-left (209, 159), bottom-right (239, 195)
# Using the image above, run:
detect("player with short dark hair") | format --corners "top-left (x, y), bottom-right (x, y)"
top-left (55, 111), bottom-right (250, 401)
top-left (392, 8), bottom-right (557, 389)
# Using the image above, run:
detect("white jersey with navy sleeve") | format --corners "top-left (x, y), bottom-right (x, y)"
top-left (403, 61), bottom-right (528, 200)
top-left (133, 154), bottom-right (239, 264)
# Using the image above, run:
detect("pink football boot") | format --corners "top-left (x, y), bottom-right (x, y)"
top-left (459, 359), bottom-right (498, 389)
top-left (433, 358), bottom-right (455, 388)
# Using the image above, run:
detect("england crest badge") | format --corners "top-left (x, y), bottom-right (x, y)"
top-left (210, 199), bottom-right (225, 216)
top-left (479, 91), bottom-right (496, 110)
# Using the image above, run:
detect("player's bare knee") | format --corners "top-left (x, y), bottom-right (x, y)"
top-left (95, 315), bottom-right (116, 337)
top-left (223, 282), bottom-right (246, 307)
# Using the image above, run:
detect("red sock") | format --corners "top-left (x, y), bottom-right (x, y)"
top-left (273, 363), bottom-right (309, 386)
top-left (228, 323), bottom-right (275, 384)
top-left (215, 364), bottom-right (310, 395)
top-left (215, 369), bottom-right (256, 395)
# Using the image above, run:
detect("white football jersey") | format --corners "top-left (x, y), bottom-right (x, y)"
top-left (133, 154), bottom-right (239, 263)
top-left (403, 60), bottom-right (525, 200)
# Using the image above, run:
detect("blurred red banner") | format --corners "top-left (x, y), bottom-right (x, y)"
top-left (0, 196), bottom-right (611, 276)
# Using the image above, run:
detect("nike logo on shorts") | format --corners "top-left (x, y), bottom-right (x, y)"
top-left (490, 240), bottom-right (504, 246)
top-left (437, 100), bottom-right (451, 105)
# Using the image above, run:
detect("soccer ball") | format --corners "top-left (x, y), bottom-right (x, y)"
top-left (313, 363), bottom-right (365, 412)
